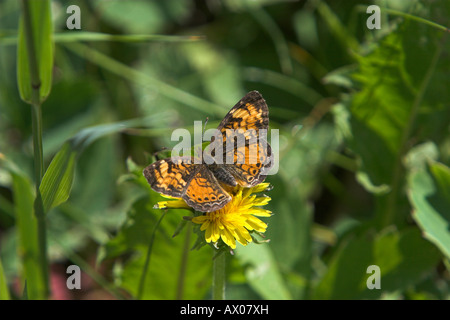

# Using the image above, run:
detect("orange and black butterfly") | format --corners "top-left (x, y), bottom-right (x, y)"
top-left (143, 91), bottom-right (272, 212)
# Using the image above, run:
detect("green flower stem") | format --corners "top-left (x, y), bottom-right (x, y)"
top-left (382, 7), bottom-right (449, 33)
top-left (137, 210), bottom-right (166, 300)
top-left (175, 223), bottom-right (191, 299)
top-left (212, 252), bottom-right (226, 300)
top-left (356, 5), bottom-right (449, 33)
top-left (21, 0), bottom-right (49, 299)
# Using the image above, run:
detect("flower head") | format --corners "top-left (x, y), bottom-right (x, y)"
top-left (153, 182), bottom-right (272, 249)
top-left (153, 194), bottom-right (192, 210)
top-left (191, 183), bottom-right (272, 249)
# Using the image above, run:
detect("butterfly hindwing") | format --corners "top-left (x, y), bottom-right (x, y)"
top-left (183, 166), bottom-right (231, 212)
top-left (143, 157), bottom-right (231, 212)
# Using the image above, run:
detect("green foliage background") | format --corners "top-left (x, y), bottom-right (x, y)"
top-left (0, 0), bottom-right (449, 299)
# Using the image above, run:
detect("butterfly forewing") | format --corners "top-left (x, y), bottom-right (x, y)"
top-left (215, 91), bottom-right (272, 187)
top-left (143, 90), bottom-right (272, 212)
top-left (143, 157), bottom-right (198, 198)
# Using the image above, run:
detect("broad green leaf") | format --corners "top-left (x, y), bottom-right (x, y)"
top-left (0, 257), bottom-right (10, 300)
top-left (313, 227), bottom-right (441, 299)
top-left (408, 160), bottom-right (450, 260)
top-left (118, 224), bottom-right (212, 300)
top-left (17, 0), bottom-right (53, 104)
top-left (100, 169), bottom-right (212, 299)
top-left (40, 142), bottom-right (76, 213)
top-left (11, 171), bottom-right (46, 300)
top-left (235, 243), bottom-right (292, 300)
top-left (263, 124), bottom-right (338, 299)
top-left (41, 115), bottom-right (163, 214)
top-left (344, 20), bottom-right (449, 191)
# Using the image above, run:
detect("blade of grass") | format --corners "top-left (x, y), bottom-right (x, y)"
top-left (137, 210), bottom-right (167, 300)
top-left (315, 0), bottom-right (359, 53)
top-left (40, 142), bottom-right (76, 213)
top-left (17, 0), bottom-right (53, 103)
top-left (54, 32), bottom-right (205, 43)
top-left (40, 114), bottom-right (177, 215)
top-left (355, 5), bottom-right (450, 33)
top-left (1, 32), bottom-right (205, 46)
top-left (250, 7), bottom-right (293, 75)
top-left (243, 67), bottom-right (323, 106)
top-left (17, 0), bottom-right (54, 299)
top-left (0, 257), bottom-right (10, 300)
top-left (11, 171), bottom-right (46, 300)
top-left (63, 42), bottom-right (226, 117)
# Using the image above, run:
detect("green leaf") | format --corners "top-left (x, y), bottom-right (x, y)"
top-left (345, 20), bottom-right (449, 190)
top-left (100, 171), bottom-right (212, 299)
top-left (11, 171), bottom-right (46, 299)
top-left (408, 160), bottom-right (450, 260)
top-left (40, 115), bottom-right (157, 214)
top-left (17, 0), bottom-right (53, 104)
top-left (40, 142), bottom-right (76, 213)
top-left (313, 227), bottom-right (441, 299)
top-left (0, 257), bottom-right (10, 300)
top-left (53, 32), bottom-right (203, 43)
top-left (235, 244), bottom-right (292, 300)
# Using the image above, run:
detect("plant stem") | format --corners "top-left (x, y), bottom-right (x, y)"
top-left (31, 104), bottom-right (44, 184)
top-left (21, 0), bottom-right (49, 299)
top-left (212, 252), bottom-right (226, 300)
top-left (250, 8), bottom-right (293, 75)
top-left (175, 223), bottom-right (191, 299)
top-left (54, 237), bottom-right (127, 300)
top-left (355, 5), bottom-right (449, 33)
top-left (64, 42), bottom-right (225, 117)
top-left (381, 38), bottom-right (443, 228)
top-left (137, 211), bottom-right (166, 300)
top-left (382, 7), bottom-right (449, 33)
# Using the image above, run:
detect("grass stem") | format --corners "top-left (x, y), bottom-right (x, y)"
top-left (21, 0), bottom-right (49, 299)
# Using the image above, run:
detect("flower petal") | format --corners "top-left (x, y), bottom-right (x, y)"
top-left (190, 181), bottom-right (273, 249)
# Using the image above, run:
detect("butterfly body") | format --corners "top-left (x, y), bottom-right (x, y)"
top-left (143, 91), bottom-right (272, 212)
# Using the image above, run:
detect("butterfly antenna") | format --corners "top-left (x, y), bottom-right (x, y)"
top-left (202, 117), bottom-right (209, 141)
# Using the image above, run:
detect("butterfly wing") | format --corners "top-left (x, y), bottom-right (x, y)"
top-left (143, 91), bottom-right (272, 212)
top-left (213, 91), bottom-right (273, 187)
top-left (143, 157), bottom-right (231, 212)
top-left (224, 139), bottom-right (272, 187)
top-left (183, 166), bottom-right (231, 212)
top-left (217, 90), bottom-right (269, 134)
top-left (143, 156), bottom-right (198, 198)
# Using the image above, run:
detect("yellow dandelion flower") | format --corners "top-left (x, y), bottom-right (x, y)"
top-left (153, 194), bottom-right (192, 210)
top-left (191, 183), bottom-right (272, 249)
top-left (153, 183), bottom-right (272, 249)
